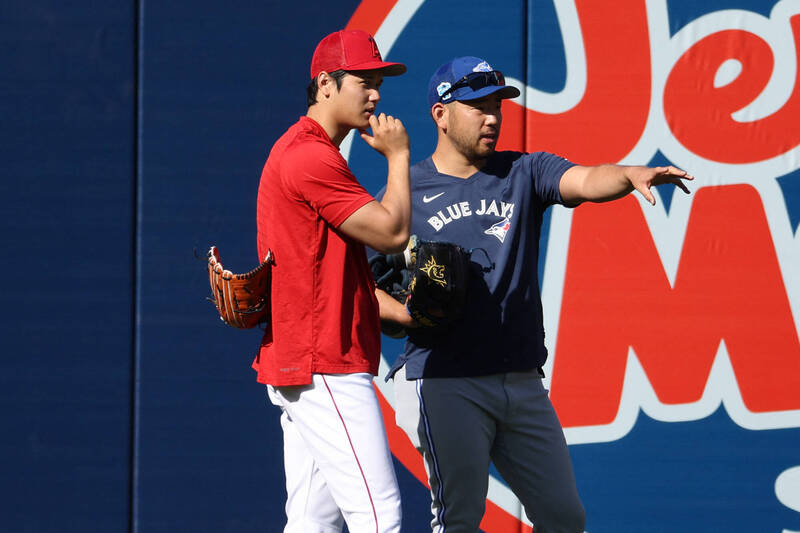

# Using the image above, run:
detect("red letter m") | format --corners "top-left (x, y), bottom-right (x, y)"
top-left (550, 185), bottom-right (800, 428)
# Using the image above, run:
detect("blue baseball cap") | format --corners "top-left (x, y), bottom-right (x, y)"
top-left (428, 56), bottom-right (520, 107)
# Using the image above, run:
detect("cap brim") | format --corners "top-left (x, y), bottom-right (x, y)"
top-left (454, 84), bottom-right (520, 102)
top-left (346, 60), bottom-right (407, 76)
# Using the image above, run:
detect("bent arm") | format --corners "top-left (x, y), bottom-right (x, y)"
top-left (559, 164), bottom-right (693, 206)
top-left (339, 114), bottom-right (411, 253)
top-left (338, 151), bottom-right (410, 253)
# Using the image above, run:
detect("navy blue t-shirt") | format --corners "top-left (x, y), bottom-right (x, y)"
top-left (383, 151), bottom-right (575, 380)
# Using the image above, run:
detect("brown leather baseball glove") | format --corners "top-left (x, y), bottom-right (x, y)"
top-left (206, 246), bottom-right (274, 329)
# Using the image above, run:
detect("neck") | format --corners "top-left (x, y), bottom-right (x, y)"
top-left (306, 106), bottom-right (349, 146)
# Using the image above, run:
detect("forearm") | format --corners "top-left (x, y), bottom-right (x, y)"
top-left (379, 151), bottom-right (412, 241)
top-left (560, 164), bottom-right (635, 205)
top-left (375, 288), bottom-right (416, 327)
top-left (337, 151), bottom-right (411, 253)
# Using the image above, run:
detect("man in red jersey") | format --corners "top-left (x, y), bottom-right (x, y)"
top-left (254, 29), bottom-right (410, 533)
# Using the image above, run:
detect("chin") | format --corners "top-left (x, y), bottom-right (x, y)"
top-left (476, 145), bottom-right (496, 158)
top-left (354, 117), bottom-right (371, 130)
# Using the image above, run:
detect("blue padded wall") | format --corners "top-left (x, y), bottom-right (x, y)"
top-left (0, 1), bottom-right (135, 531)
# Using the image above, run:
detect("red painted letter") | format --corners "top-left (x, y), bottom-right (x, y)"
top-left (551, 186), bottom-right (800, 427)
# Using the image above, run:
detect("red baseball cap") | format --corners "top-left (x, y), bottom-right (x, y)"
top-left (310, 29), bottom-right (406, 79)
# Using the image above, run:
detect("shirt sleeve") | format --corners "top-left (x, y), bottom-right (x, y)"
top-left (529, 151), bottom-right (576, 206)
top-left (281, 138), bottom-right (375, 228)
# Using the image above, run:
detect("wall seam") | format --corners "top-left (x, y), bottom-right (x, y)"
top-left (523, 0), bottom-right (529, 151)
top-left (129, 0), bottom-right (142, 532)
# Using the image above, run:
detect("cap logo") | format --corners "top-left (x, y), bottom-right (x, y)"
top-left (437, 81), bottom-right (453, 100)
top-left (473, 61), bottom-right (492, 72)
top-left (368, 36), bottom-right (381, 59)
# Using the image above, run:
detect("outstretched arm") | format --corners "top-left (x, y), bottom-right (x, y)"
top-left (559, 164), bottom-right (693, 206)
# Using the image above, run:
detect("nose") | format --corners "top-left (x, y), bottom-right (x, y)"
top-left (369, 88), bottom-right (381, 103)
top-left (485, 110), bottom-right (500, 126)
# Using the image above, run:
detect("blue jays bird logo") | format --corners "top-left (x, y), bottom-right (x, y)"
top-left (484, 217), bottom-right (511, 243)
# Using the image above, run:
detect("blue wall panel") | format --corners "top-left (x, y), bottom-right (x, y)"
top-left (134, 2), bottom-right (361, 531)
top-left (0, 1), bottom-right (135, 531)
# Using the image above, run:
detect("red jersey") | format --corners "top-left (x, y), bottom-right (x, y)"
top-left (254, 116), bottom-right (380, 386)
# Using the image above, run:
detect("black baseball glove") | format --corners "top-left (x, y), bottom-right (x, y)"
top-left (370, 236), bottom-right (472, 336)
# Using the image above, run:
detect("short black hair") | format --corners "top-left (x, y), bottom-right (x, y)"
top-left (307, 70), bottom-right (347, 107)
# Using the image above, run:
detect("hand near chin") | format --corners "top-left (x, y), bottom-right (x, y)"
top-left (360, 113), bottom-right (409, 160)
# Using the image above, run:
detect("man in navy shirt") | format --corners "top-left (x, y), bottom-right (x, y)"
top-left (376, 56), bottom-right (693, 533)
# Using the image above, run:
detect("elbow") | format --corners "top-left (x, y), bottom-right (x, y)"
top-left (385, 231), bottom-right (411, 254)
top-left (377, 229), bottom-right (410, 254)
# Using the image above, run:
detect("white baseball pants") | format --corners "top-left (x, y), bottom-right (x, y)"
top-left (268, 373), bottom-right (402, 533)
